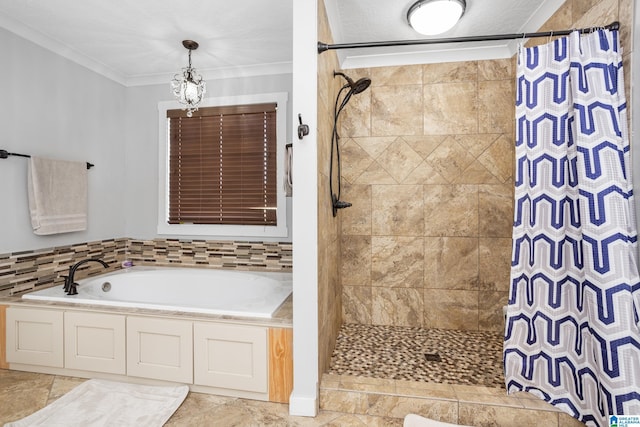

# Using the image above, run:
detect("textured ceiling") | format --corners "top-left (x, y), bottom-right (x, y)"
top-left (0, 0), bottom-right (567, 86)
top-left (324, 0), bottom-right (567, 68)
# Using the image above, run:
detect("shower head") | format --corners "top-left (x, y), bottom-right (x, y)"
top-left (334, 71), bottom-right (371, 94)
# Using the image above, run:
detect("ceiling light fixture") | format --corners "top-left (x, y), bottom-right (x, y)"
top-left (407, 0), bottom-right (466, 36)
top-left (171, 40), bottom-right (206, 117)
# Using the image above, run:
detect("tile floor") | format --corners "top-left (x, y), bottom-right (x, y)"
top-left (0, 370), bottom-right (402, 426)
top-left (1, 324), bottom-right (586, 426)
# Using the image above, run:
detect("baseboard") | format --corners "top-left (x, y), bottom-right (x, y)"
top-left (288, 390), bottom-right (318, 417)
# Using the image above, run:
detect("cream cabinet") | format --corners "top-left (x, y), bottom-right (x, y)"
top-left (64, 311), bottom-right (126, 374)
top-left (126, 316), bottom-right (193, 383)
top-left (6, 307), bottom-right (64, 367)
top-left (4, 305), bottom-right (290, 402)
top-left (194, 322), bottom-right (267, 393)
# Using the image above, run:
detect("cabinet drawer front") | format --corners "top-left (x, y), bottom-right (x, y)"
top-left (64, 312), bottom-right (126, 374)
top-left (6, 307), bottom-right (64, 367)
top-left (194, 322), bottom-right (267, 393)
top-left (127, 316), bottom-right (193, 383)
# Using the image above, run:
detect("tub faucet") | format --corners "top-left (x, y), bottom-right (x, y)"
top-left (63, 258), bottom-right (109, 295)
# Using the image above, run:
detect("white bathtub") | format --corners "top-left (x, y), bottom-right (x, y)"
top-left (22, 266), bottom-right (292, 318)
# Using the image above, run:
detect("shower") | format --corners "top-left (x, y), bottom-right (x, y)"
top-left (330, 71), bottom-right (371, 216)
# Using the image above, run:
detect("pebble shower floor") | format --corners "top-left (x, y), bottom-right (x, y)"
top-left (328, 323), bottom-right (505, 388)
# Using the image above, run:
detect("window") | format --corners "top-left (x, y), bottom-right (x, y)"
top-left (158, 93), bottom-right (288, 238)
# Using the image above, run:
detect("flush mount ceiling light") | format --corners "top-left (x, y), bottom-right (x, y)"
top-left (171, 40), bottom-right (206, 117)
top-left (407, 0), bottom-right (466, 36)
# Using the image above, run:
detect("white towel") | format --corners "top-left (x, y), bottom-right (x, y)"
top-left (27, 156), bottom-right (88, 235)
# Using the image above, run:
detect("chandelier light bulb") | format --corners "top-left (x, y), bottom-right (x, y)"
top-left (407, 0), bottom-right (466, 36)
top-left (171, 40), bottom-right (206, 117)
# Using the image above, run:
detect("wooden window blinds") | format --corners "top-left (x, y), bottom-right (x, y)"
top-left (167, 103), bottom-right (277, 226)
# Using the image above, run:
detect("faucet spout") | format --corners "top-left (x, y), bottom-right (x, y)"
top-left (63, 258), bottom-right (109, 295)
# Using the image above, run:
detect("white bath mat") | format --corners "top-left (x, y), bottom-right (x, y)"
top-left (4, 379), bottom-right (189, 427)
top-left (404, 414), bottom-right (474, 427)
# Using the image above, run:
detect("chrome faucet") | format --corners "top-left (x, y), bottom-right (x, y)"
top-left (63, 258), bottom-right (109, 295)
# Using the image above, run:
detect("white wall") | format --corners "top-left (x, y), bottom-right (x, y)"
top-left (0, 28), bottom-right (127, 253)
top-left (123, 73), bottom-right (293, 241)
top-left (289, 0), bottom-right (319, 416)
top-left (0, 27), bottom-right (293, 254)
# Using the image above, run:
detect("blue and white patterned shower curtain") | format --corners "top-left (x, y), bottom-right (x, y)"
top-left (504, 29), bottom-right (640, 427)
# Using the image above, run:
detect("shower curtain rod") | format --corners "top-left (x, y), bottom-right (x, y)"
top-left (317, 21), bottom-right (620, 53)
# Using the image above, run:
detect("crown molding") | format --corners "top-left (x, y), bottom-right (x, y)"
top-left (125, 62), bottom-right (293, 87)
top-left (0, 12), bottom-right (127, 85)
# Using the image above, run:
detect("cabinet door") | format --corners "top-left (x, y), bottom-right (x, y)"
top-left (194, 322), bottom-right (267, 393)
top-left (64, 312), bottom-right (125, 374)
top-left (127, 316), bottom-right (193, 383)
top-left (6, 307), bottom-right (63, 367)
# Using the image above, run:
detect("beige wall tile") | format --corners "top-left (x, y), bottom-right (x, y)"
top-left (479, 185), bottom-right (514, 238)
top-left (423, 61), bottom-right (478, 84)
top-left (370, 65), bottom-right (423, 86)
top-left (372, 185), bottom-right (425, 236)
top-left (372, 85), bottom-right (424, 136)
top-left (351, 136), bottom-right (397, 159)
top-left (479, 291), bottom-right (508, 332)
top-left (372, 287), bottom-right (424, 327)
top-left (454, 160), bottom-right (502, 185)
top-left (343, 285), bottom-right (372, 324)
top-left (403, 161), bottom-right (450, 185)
top-left (574, 0), bottom-right (618, 29)
top-left (340, 90), bottom-right (372, 137)
top-left (356, 162), bottom-right (399, 184)
top-left (424, 185), bottom-right (478, 237)
top-left (478, 80), bottom-right (514, 135)
top-left (425, 136), bottom-right (477, 183)
top-left (372, 236), bottom-right (424, 288)
top-left (341, 235), bottom-right (371, 286)
top-left (478, 59), bottom-right (514, 81)
top-left (424, 289), bottom-right (479, 330)
top-left (402, 135), bottom-right (447, 159)
top-left (424, 237), bottom-right (479, 290)
top-left (341, 183), bottom-right (372, 236)
top-left (376, 138), bottom-right (424, 183)
top-left (423, 82), bottom-right (478, 135)
top-left (478, 237), bottom-right (512, 292)
top-left (619, 0), bottom-right (633, 54)
top-left (342, 138), bottom-right (375, 184)
top-left (477, 134), bottom-right (514, 184)
top-left (454, 134), bottom-right (500, 159)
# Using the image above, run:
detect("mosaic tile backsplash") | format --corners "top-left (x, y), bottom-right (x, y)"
top-left (0, 238), bottom-right (292, 297)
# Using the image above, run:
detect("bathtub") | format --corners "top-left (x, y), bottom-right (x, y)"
top-left (22, 266), bottom-right (292, 318)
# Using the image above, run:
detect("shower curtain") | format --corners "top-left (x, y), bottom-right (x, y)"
top-left (504, 29), bottom-right (640, 427)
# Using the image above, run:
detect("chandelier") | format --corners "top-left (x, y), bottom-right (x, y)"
top-left (171, 40), bottom-right (206, 117)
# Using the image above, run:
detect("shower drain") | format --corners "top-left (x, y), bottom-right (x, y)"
top-left (424, 352), bottom-right (442, 362)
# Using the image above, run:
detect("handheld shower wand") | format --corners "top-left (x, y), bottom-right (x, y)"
top-left (330, 71), bottom-right (371, 216)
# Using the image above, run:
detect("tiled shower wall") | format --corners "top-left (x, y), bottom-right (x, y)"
top-left (0, 238), bottom-right (292, 297)
top-left (337, 0), bottom-right (634, 333)
top-left (338, 61), bottom-right (514, 332)
top-left (317, 0), bottom-right (343, 376)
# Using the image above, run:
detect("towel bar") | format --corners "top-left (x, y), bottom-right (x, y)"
top-left (0, 149), bottom-right (94, 169)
